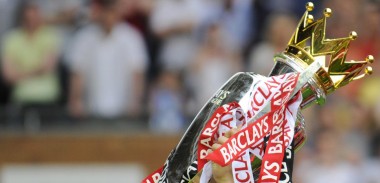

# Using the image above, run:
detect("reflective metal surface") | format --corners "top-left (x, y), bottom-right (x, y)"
top-left (159, 1), bottom-right (376, 182)
top-left (166, 72), bottom-right (264, 182)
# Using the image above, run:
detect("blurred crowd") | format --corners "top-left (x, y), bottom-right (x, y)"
top-left (0, 0), bottom-right (379, 182)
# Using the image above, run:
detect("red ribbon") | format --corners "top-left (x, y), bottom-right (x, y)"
top-left (142, 72), bottom-right (302, 182)
top-left (205, 73), bottom-right (299, 182)
top-left (141, 166), bottom-right (164, 183)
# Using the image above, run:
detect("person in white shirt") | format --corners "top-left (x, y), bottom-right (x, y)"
top-left (190, 24), bottom-right (241, 110)
top-left (150, 0), bottom-right (201, 71)
top-left (68, 0), bottom-right (147, 119)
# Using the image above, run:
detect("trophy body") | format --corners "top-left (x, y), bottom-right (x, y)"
top-left (166, 57), bottom-right (312, 182)
top-left (144, 2), bottom-right (374, 183)
top-left (167, 72), bottom-right (263, 182)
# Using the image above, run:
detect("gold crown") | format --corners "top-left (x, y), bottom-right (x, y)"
top-left (284, 2), bottom-right (374, 94)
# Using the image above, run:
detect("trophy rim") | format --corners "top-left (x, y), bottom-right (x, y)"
top-left (273, 52), bottom-right (327, 107)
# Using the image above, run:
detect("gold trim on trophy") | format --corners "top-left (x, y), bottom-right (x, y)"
top-left (284, 2), bottom-right (374, 95)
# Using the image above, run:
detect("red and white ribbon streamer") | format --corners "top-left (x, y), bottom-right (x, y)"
top-left (198, 73), bottom-right (302, 183)
top-left (142, 166), bottom-right (164, 183)
top-left (198, 102), bottom-right (254, 183)
top-left (142, 61), bottom-right (322, 183)
top-left (204, 73), bottom-right (299, 162)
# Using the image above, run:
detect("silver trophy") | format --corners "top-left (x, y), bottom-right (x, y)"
top-left (146, 2), bottom-right (374, 182)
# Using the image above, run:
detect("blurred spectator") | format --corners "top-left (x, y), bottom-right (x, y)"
top-left (0, 0), bottom-right (22, 42)
top-left (122, 0), bottom-right (161, 80)
top-left (324, 0), bottom-right (362, 38)
top-left (68, 0), bottom-right (147, 119)
top-left (30, 0), bottom-right (86, 107)
top-left (189, 24), bottom-right (241, 110)
top-left (123, 0), bottom-right (153, 36)
top-left (296, 129), bottom-right (360, 183)
top-left (34, 0), bottom-right (86, 56)
top-left (247, 13), bottom-right (297, 75)
top-left (252, 0), bottom-right (317, 46)
top-left (0, 0), bottom-right (27, 105)
top-left (362, 158), bottom-right (380, 183)
top-left (192, 0), bottom-right (255, 53)
top-left (150, 0), bottom-right (200, 71)
top-left (1, 2), bottom-right (61, 105)
top-left (192, 0), bottom-right (223, 31)
top-left (360, 76), bottom-right (380, 182)
top-left (35, 0), bottom-right (85, 25)
top-left (255, 0), bottom-right (305, 16)
top-left (218, 0), bottom-right (254, 52)
top-left (149, 70), bottom-right (185, 133)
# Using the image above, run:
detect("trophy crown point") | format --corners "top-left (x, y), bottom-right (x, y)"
top-left (307, 15), bottom-right (314, 24)
top-left (349, 31), bottom-right (358, 40)
top-left (365, 67), bottom-right (373, 75)
top-left (306, 2), bottom-right (314, 11)
top-left (366, 55), bottom-right (374, 63)
top-left (285, 3), bottom-right (374, 93)
top-left (324, 8), bottom-right (332, 17)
